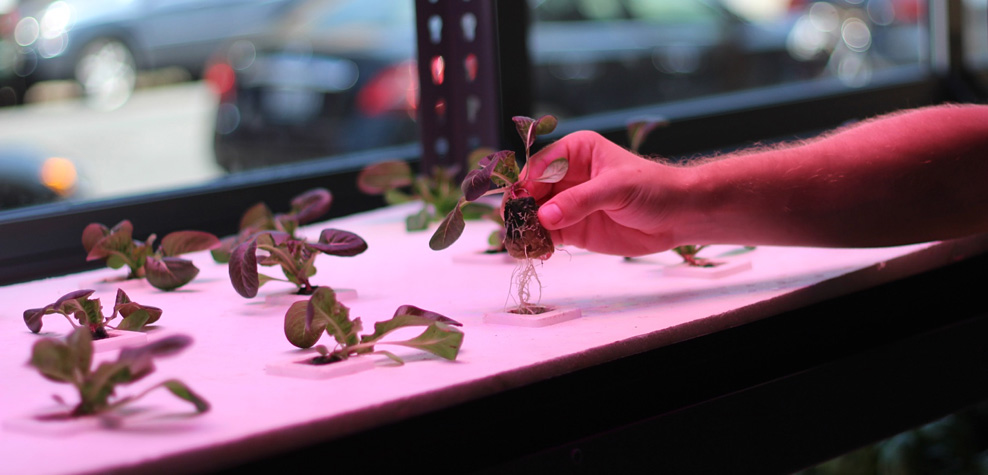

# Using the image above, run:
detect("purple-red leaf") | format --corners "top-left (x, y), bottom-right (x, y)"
top-left (429, 207), bottom-right (465, 251)
top-left (512, 116), bottom-right (536, 148)
top-left (23, 307), bottom-right (46, 333)
top-left (461, 169), bottom-right (493, 202)
top-left (512, 115), bottom-right (557, 150)
top-left (81, 223), bottom-right (109, 254)
top-left (229, 239), bottom-right (260, 298)
top-left (393, 304), bottom-right (462, 326)
top-left (310, 229), bottom-right (368, 256)
top-left (290, 188), bottom-right (333, 225)
top-left (159, 231), bottom-right (220, 257)
top-left (145, 256), bottom-right (200, 291)
top-left (463, 150), bottom-right (514, 200)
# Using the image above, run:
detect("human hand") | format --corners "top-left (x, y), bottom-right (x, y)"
top-left (521, 130), bottom-right (691, 257)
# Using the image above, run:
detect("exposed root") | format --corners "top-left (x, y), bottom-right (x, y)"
top-left (506, 257), bottom-right (545, 314)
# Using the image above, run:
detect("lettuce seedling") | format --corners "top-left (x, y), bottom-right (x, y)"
top-left (28, 327), bottom-right (209, 418)
top-left (627, 118), bottom-right (718, 267)
top-left (24, 289), bottom-right (162, 339)
top-left (229, 229), bottom-right (368, 298)
top-left (212, 188), bottom-right (333, 263)
top-left (430, 115), bottom-right (568, 259)
top-left (358, 160), bottom-right (497, 233)
top-left (82, 220), bottom-right (220, 290)
top-left (283, 287), bottom-right (464, 365)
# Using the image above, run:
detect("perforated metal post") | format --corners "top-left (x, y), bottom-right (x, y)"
top-left (415, 0), bottom-right (523, 176)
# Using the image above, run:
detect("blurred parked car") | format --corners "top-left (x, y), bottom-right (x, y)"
top-left (207, 0), bottom-right (821, 171)
top-left (0, 143), bottom-right (83, 209)
top-left (2, 0), bottom-right (299, 109)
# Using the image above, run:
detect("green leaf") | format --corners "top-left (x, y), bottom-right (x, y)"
top-left (307, 288), bottom-right (359, 348)
top-left (114, 289), bottom-right (162, 325)
top-left (405, 207), bottom-right (431, 231)
top-left (78, 298), bottom-right (103, 327)
top-left (161, 380), bottom-right (210, 413)
top-left (115, 309), bottom-right (150, 331)
top-left (106, 253), bottom-right (130, 270)
top-left (388, 323), bottom-right (464, 361)
top-left (535, 158), bottom-right (569, 184)
top-left (66, 327), bottom-right (93, 376)
top-left (461, 202), bottom-right (494, 221)
top-left (358, 160), bottom-right (413, 194)
top-left (145, 256), bottom-right (200, 291)
top-left (284, 300), bottom-right (327, 348)
top-left (29, 338), bottom-right (76, 383)
top-left (384, 188), bottom-right (413, 205)
top-left (533, 114), bottom-right (558, 136)
top-left (159, 231), bottom-right (220, 257)
top-left (429, 206), bottom-right (465, 251)
top-left (82, 361), bottom-right (134, 412)
top-left (360, 309), bottom-right (461, 346)
top-left (210, 235), bottom-right (240, 263)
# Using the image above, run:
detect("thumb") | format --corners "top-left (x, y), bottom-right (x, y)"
top-left (538, 181), bottom-right (620, 230)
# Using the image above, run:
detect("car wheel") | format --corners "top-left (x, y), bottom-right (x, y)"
top-left (74, 38), bottom-right (137, 110)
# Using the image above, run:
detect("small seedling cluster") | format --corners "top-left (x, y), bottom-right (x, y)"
top-left (82, 220), bottom-right (220, 290)
top-left (217, 188), bottom-right (369, 298)
top-left (212, 188), bottom-right (333, 263)
top-left (284, 287), bottom-right (464, 365)
top-left (28, 327), bottom-right (209, 418)
top-left (24, 289), bottom-right (162, 339)
top-left (229, 228), bottom-right (368, 298)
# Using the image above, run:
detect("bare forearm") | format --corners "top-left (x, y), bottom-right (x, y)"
top-left (678, 104), bottom-right (988, 247)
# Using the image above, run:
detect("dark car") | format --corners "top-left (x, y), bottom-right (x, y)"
top-left (2, 0), bottom-right (299, 109)
top-left (0, 143), bottom-right (83, 209)
top-left (209, 0), bottom-right (811, 172)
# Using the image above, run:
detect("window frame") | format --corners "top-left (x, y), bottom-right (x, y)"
top-left (0, 0), bottom-right (983, 285)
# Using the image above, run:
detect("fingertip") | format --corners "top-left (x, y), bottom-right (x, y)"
top-left (538, 202), bottom-right (563, 228)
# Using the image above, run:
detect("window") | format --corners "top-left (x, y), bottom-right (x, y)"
top-left (0, 0), bottom-right (982, 284)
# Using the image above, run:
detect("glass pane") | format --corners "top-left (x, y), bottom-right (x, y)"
top-left (964, 0), bottom-right (988, 70)
top-left (528, 0), bottom-right (930, 118)
top-left (0, 0), bottom-right (417, 210)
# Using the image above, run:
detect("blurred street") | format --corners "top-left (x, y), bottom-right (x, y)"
top-left (0, 80), bottom-right (224, 201)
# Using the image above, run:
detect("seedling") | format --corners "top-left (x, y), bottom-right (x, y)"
top-left (82, 220), bottom-right (220, 290)
top-left (430, 115), bottom-right (567, 257)
top-left (229, 228), bottom-right (368, 298)
top-left (627, 118), bottom-right (717, 267)
top-left (212, 188), bottom-right (333, 263)
top-left (283, 287), bottom-right (464, 365)
top-left (24, 289), bottom-right (162, 339)
top-left (430, 115), bottom-right (568, 313)
top-left (358, 161), bottom-right (494, 229)
top-left (28, 327), bottom-right (209, 418)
